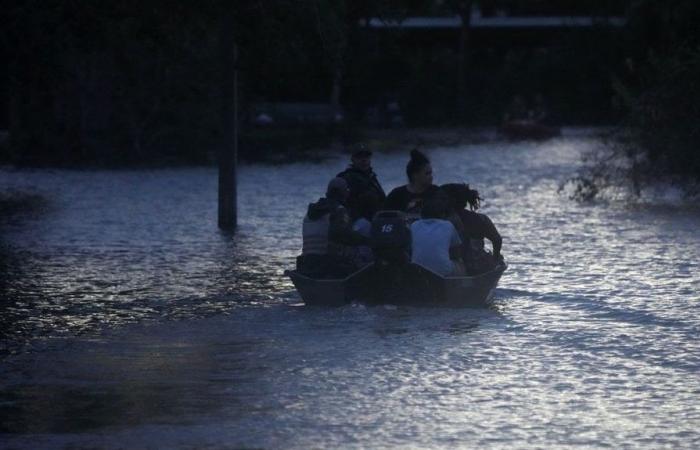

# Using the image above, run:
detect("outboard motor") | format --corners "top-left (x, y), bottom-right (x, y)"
top-left (370, 210), bottom-right (410, 265)
top-left (361, 210), bottom-right (414, 304)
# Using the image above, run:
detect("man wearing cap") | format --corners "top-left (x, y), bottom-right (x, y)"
top-left (336, 146), bottom-right (386, 220)
top-left (297, 177), bottom-right (369, 278)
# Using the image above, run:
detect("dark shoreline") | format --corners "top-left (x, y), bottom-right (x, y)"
top-left (0, 126), bottom-right (612, 169)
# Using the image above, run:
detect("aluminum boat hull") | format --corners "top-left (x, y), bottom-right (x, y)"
top-left (285, 262), bottom-right (506, 307)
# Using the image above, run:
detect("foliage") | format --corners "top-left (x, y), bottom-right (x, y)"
top-left (0, 0), bottom-right (437, 165)
top-left (2, 1), bottom-right (224, 165)
top-left (615, 47), bottom-right (700, 178)
top-left (3, 0), bottom-right (678, 167)
top-left (568, 0), bottom-right (700, 199)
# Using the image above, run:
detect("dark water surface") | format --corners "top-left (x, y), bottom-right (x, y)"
top-left (1, 130), bottom-right (699, 449)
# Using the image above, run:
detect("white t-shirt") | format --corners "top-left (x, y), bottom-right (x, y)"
top-left (410, 219), bottom-right (462, 276)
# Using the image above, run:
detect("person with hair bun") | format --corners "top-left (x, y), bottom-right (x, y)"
top-left (384, 149), bottom-right (439, 221)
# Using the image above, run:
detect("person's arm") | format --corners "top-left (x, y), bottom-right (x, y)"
top-left (480, 214), bottom-right (502, 259)
top-left (329, 207), bottom-right (368, 246)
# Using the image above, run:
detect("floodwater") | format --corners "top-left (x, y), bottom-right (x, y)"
top-left (1, 130), bottom-right (699, 449)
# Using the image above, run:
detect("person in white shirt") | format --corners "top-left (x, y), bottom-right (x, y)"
top-left (410, 195), bottom-right (464, 276)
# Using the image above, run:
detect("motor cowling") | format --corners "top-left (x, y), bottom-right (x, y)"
top-left (370, 210), bottom-right (410, 264)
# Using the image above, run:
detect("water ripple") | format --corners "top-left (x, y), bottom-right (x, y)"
top-left (1, 132), bottom-right (700, 448)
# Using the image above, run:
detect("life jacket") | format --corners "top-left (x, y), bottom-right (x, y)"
top-left (336, 167), bottom-right (386, 219)
top-left (336, 167), bottom-right (386, 201)
top-left (301, 198), bottom-right (349, 257)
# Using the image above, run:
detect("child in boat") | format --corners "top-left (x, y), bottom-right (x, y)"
top-left (440, 183), bottom-right (503, 274)
top-left (351, 191), bottom-right (382, 266)
top-left (409, 194), bottom-right (465, 276)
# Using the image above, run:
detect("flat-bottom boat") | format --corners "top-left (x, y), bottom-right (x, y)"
top-left (285, 261), bottom-right (507, 307)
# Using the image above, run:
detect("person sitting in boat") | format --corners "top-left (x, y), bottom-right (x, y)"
top-left (440, 183), bottom-right (503, 274)
top-left (297, 177), bottom-right (369, 278)
top-left (336, 145), bottom-right (386, 220)
top-left (409, 194), bottom-right (465, 277)
top-left (351, 191), bottom-right (382, 267)
top-left (384, 149), bottom-right (439, 221)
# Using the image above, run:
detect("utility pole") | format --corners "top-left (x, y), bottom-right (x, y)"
top-left (218, 6), bottom-right (238, 231)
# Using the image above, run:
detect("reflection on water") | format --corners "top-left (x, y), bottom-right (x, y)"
top-left (1, 325), bottom-right (263, 434)
top-left (1, 130), bottom-right (700, 448)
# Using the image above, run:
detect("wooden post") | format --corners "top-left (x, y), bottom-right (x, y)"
top-left (218, 8), bottom-right (238, 231)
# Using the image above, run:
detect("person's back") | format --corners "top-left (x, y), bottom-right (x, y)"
top-left (410, 219), bottom-right (462, 276)
top-left (302, 197), bottom-right (344, 256)
top-left (458, 209), bottom-right (502, 258)
top-left (409, 196), bottom-right (463, 277)
top-left (439, 183), bottom-right (503, 274)
top-left (456, 207), bottom-right (502, 274)
top-left (298, 178), bottom-right (368, 278)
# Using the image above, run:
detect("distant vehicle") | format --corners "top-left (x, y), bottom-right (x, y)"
top-left (500, 119), bottom-right (561, 141)
top-left (285, 261), bottom-right (506, 307)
